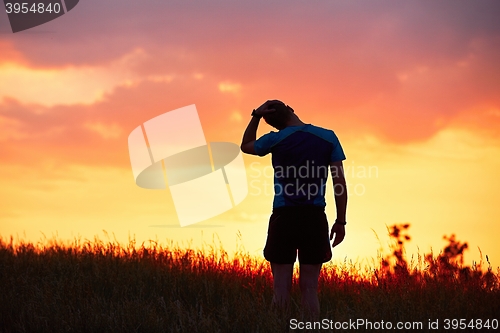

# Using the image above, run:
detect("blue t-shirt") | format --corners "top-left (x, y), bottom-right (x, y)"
top-left (254, 124), bottom-right (346, 208)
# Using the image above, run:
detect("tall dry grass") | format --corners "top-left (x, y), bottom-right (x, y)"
top-left (0, 224), bottom-right (499, 332)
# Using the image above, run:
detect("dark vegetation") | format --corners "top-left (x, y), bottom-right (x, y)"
top-left (0, 224), bottom-right (498, 332)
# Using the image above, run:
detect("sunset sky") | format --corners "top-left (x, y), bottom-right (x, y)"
top-left (1, 0), bottom-right (499, 267)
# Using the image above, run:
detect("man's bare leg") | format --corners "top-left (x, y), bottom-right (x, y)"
top-left (270, 262), bottom-right (294, 310)
top-left (299, 263), bottom-right (322, 319)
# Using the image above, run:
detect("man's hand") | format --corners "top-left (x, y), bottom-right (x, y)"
top-left (253, 99), bottom-right (282, 117)
top-left (330, 223), bottom-right (345, 248)
top-left (241, 100), bottom-right (283, 155)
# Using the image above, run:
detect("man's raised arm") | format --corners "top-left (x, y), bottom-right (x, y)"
top-left (240, 100), bottom-right (281, 155)
top-left (240, 116), bottom-right (261, 155)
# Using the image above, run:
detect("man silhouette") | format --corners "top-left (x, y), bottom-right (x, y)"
top-left (240, 100), bottom-right (348, 318)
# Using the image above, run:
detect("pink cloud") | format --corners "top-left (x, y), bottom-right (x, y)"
top-left (0, 0), bottom-right (499, 147)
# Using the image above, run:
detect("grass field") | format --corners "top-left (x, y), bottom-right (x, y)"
top-left (1, 224), bottom-right (499, 332)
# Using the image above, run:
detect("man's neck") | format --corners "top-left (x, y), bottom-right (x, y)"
top-left (285, 114), bottom-right (306, 127)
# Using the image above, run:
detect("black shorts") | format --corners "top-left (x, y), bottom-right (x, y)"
top-left (263, 206), bottom-right (332, 264)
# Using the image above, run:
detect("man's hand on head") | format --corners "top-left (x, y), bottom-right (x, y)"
top-left (254, 99), bottom-right (283, 117)
top-left (241, 100), bottom-right (286, 155)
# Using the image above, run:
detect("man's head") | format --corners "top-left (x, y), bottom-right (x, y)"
top-left (263, 101), bottom-right (294, 130)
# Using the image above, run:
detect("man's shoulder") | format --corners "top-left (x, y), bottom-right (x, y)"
top-left (261, 124), bottom-right (338, 146)
top-left (302, 124), bottom-right (337, 142)
top-left (307, 124), bottom-right (332, 132)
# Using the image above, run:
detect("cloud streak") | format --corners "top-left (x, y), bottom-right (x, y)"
top-left (0, 0), bottom-right (499, 170)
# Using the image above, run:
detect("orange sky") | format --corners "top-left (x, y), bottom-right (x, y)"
top-left (1, 1), bottom-right (499, 267)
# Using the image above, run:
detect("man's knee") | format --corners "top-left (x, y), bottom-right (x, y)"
top-left (274, 275), bottom-right (293, 293)
top-left (299, 278), bottom-right (318, 293)
top-left (299, 264), bottom-right (321, 292)
top-left (271, 262), bottom-right (294, 292)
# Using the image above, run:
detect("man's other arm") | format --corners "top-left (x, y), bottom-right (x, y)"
top-left (330, 160), bottom-right (348, 247)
